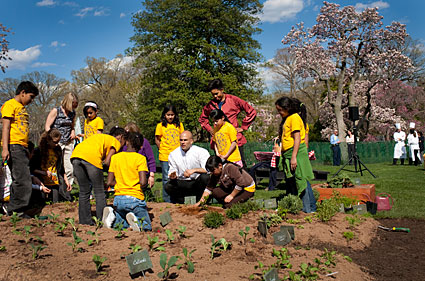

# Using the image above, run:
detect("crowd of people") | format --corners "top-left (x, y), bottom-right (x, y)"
top-left (0, 79), bottom-right (318, 231)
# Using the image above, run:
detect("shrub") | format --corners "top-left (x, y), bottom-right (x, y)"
top-left (312, 188), bottom-right (320, 201)
top-left (278, 195), bottom-right (303, 214)
top-left (316, 199), bottom-right (340, 222)
top-left (203, 211), bottom-right (225, 228)
top-left (225, 201), bottom-right (260, 220)
top-left (327, 173), bottom-right (354, 188)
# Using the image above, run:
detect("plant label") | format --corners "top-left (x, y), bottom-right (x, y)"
top-left (264, 198), bottom-right (277, 209)
top-left (160, 211), bottom-right (172, 227)
top-left (258, 220), bottom-right (268, 237)
top-left (125, 249), bottom-right (152, 275)
top-left (264, 268), bottom-right (279, 281)
top-left (254, 199), bottom-right (264, 208)
top-left (272, 229), bottom-right (291, 246)
top-left (353, 204), bottom-right (367, 215)
top-left (339, 203), bottom-right (345, 213)
top-left (280, 225), bottom-right (295, 240)
top-left (184, 196), bottom-right (197, 205)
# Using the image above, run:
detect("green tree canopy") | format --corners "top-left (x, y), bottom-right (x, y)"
top-left (128, 0), bottom-right (264, 142)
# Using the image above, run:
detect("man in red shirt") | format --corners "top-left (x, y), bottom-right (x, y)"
top-left (199, 78), bottom-right (257, 167)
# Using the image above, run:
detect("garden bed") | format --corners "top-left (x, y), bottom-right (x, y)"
top-left (313, 184), bottom-right (376, 203)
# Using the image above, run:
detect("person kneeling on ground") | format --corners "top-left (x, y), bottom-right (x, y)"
top-left (102, 132), bottom-right (152, 232)
top-left (195, 155), bottom-right (255, 209)
top-left (165, 131), bottom-right (210, 203)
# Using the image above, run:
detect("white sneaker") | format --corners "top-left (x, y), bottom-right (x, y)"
top-left (102, 207), bottom-right (115, 228)
top-left (126, 212), bottom-right (141, 232)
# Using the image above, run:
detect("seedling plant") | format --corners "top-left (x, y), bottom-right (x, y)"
top-left (272, 247), bottom-right (292, 269)
top-left (9, 212), bottom-right (21, 228)
top-left (165, 229), bottom-right (174, 243)
top-left (55, 221), bottom-right (68, 236)
top-left (30, 244), bottom-right (46, 260)
top-left (87, 216), bottom-right (103, 246)
top-left (129, 244), bottom-right (142, 253)
top-left (113, 222), bottom-right (127, 240)
top-left (13, 225), bottom-right (32, 243)
top-left (343, 231), bottom-right (355, 241)
top-left (158, 253), bottom-right (178, 280)
top-left (65, 217), bottom-right (78, 232)
top-left (177, 248), bottom-right (196, 273)
top-left (210, 235), bottom-right (231, 259)
top-left (67, 231), bottom-right (84, 252)
top-left (147, 235), bottom-right (166, 251)
top-left (176, 226), bottom-right (187, 238)
top-left (239, 226), bottom-right (250, 245)
top-left (92, 254), bottom-right (107, 274)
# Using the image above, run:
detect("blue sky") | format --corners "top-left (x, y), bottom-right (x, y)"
top-left (1, 0), bottom-right (424, 85)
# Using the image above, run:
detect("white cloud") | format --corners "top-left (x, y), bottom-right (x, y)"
top-left (260, 0), bottom-right (304, 23)
top-left (355, 1), bottom-right (390, 12)
top-left (63, 1), bottom-right (78, 7)
top-left (58, 20), bottom-right (65, 24)
top-left (94, 7), bottom-right (110, 17)
top-left (120, 12), bottom-right (126, 18)
top-left (31, 62), bottom-right (57, 68)
top-left (36, 0), bottom-right (55, 7)
top-left (50, 41), bottom-right (66, 48)
top-left (75, 7), bottom-right (94, 18)
top-left (6, 45), bottom-right (42, 70)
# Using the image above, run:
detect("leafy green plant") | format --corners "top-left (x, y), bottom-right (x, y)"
top-left (55, 221), bottom-right (68, 236)
top-left (0, 246), bottom-right (6, 251)
top-left (298, 263), bottom-right (319, 280)
top-left (260, 213), bottom-right (282, 228)
top-left (272, 247), bottom-right (292, 269)
top-left (165, 229), bottom-right (174, 243)
top-left (304, 215), bottom-right (313, 223)
top-left (203, 211), bottom-right (225, 228)
top-left (33, 215), bottom-right (45, 228)
top-left (67, 231), bottom-right (84, 252)
top-left (9, 212), bottom-right (21, 228)
top-left (225, 201), bottom-right (260, 220)
top-left (129, 244), bottom-right (142, 253)
top-left (147, 235), bottom-right (166, 251)
top-left (176, 226), bottom-right (187, 238)
top-left (327, 173), bottom-right (354, 188)
top-left (47, 212), bottom-right (59, 222)
top-left (315, 198), bottom-right (340, 222)
top-left (320, 248), bottom-right (337, 267)
top-left (87, 216), bottom-right (103, 246)
top-left (278, 194), bottom-right (303, 214)
top-left (210, 235), bottom-right (232, 259)
top-left (157, 253), bottom-right (178, 280)
top-left (177, 248), bottom-right (196, 273)
top-left (113, 222), bottom-right (127, 240)
top-left (92, 254), bottom-right (107, 274)
top-left (343, 231), bottom-right (355, 241)
top-left (65, 217), bottom-right (78, 232)
top-left (239, 226), bottom-right (250, 245)
top-left (345, 215), bottom-right (363, 228)
top-left (198, 194), bottom-right (209, 210)
top-left (29, 244), bottom-right (46, 260)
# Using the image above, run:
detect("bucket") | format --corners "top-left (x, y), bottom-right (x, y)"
top-left (376, 193), bottom-right (394, 211)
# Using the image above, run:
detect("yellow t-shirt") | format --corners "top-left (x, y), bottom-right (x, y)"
top-left (213, 121), bottom-right (241, 163)
top-left (71, 134), bottom-right (121, 169)
top-left (1, 98), bottom-right (29, 147)
top-left (109, 152), bottom-right (148, 201)
top-left (84, 116), bottom-right (104, 139)
top-left (281, 113), bottom-right (306, 151)
top-left (155, 122), bottom-right (184, 161)
top-left (42, 149), bottom-right (59, 186)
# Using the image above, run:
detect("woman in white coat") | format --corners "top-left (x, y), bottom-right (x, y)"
top-left (393, 123), bottom-right (406, 165)
top-left (407, 128), bottom-right (420, 166)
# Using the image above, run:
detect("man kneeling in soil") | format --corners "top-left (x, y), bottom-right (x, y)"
top-left (165, 131), bottom-right (210, 203)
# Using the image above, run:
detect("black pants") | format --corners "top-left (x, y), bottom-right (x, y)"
top-left (409, 150), bottom-right (420, 166)
top-left (164, 174), bottom-right (209, 204)
top-left (331, 145), bottom-right (341, 166)
top-left (239, 145), bottom-right (247, 168)
top-left (8, 144), bottom-right (33, 213)
top-left (211, 187), bottom-right (254, 209)
top-left (347, 144), bottom-right (355, 164)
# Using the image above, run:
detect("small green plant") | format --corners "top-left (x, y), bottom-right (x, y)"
top-left (210, 235), bottom-right (232, 259)
top-left (67, 231), bottom-right (84, 252)
top-left (13, 225), bottom-right (32, 243)
top-left (29, 244), bottom-right (46, 260)
top-left (278, 194), bottom-right (303, 214)
top-left (157, 253), bottom-right (178, 280)
top-left (147, 235), bottom-right (166, 251)
top-left (0, 246), bottom-right (6, 251)
top-left (345, 215), bottom-right (363, 228)
top-left (113, 222), bottom-right (127, 240)
top-left (47, 212), bottom-right (59, 222)
top-left (260, 213), bottom-right (282, 228)
top-left (33, 215), bottom-right (44, 227)
top-left (9, 212), bottom-right (21, 228)
top-left (298, 263), bottom-right (319, 280)
top-left (250, 260), bottom-right (275, 280)
top-left (87, 216), bottom-right (103, 246)
top-left (129, 244), bottom-right (142, 253)
top-left (55, 221), bottom-right (68, 236)
top-left (343, 231), bottom-right (355, 241)
top-left (327, 173), bottom-right (354, 188)
top-left (304, 215), bottom-right (313, 223)
top-left (176, 226), bottom-right (187, 238)
top-left (315, 198), bottom-right (340, 222)
top-left (238, 226), bottom-right (250, 245)
top-left (163, 229), bottom-right (174, 243)
top-left (65, 217), bottom-right (78, 232)
top-left (203, 211), bottom-right (225, 228)
top-left (272, 247), bottom-right (292, 269)
top-left (320, 248), bottom-right (337, 267)
top-left (92, 254), bottom-right (107, 274)
top-left (177, 248), bottom-right (196, 273)
top-left (199, 194), bottom-right (209, 210)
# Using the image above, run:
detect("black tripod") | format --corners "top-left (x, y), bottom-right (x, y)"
top-left (334, 121), bottom-right (376, 178)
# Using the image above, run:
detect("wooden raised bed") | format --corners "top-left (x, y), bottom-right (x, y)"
top-left (312, 184), bottom-right (376, 203)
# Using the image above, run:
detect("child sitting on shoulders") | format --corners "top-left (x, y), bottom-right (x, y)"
top-left (103, 132), bottom-right (152, 232)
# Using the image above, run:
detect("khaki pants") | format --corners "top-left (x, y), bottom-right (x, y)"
top-left (60, 141), bottom-right (75, 186)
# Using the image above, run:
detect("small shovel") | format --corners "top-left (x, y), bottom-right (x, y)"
top-left (378, 225), bottom-right (410, 233)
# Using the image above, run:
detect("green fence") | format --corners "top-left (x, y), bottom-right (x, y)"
top-left (151, 141), bottom-right (398, 166)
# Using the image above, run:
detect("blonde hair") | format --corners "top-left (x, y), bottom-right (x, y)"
top-left (124, 122), bottom-right (141, 133)
top-left (61, 92), bottom-right (78, 112)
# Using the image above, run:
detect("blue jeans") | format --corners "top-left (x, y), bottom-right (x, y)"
top-left (301, 181), bottom-right (317, 213)
top-left (113, 195), bottom-right (152, 231)
top-left (160, 161), bottom-right (171, 202)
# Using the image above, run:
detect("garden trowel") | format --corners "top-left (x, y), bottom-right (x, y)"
top-left (378, 225), bottom-right (410, 233)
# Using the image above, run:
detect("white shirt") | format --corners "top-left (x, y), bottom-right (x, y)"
top-left (168, 145), bottom-right (210, 180)
top-left (346, 135), bottom-right (354, 144)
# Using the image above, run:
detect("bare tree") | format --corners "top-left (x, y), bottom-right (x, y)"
top-left (0, 23), bottom-right (11, 73)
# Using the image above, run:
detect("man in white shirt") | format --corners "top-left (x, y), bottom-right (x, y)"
top-left (393, 123), bottom-right (406, 165)
top-left (165, 131), bottom-right (211, 203)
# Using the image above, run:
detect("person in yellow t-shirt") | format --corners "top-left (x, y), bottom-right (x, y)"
top-left (102, 132), bottom-right (151, 232)
top-left (77, 101), bottom-right (104, 140)
top-left (155, 105), bottom-right (184, 202)
top-left (209, 109), bottom-right (242, 166)
top-left (1, 81), bottom-right (39, 216)
top-left (276, 97), bottom-right (316, 213)
top-left (71, 127), bottom-right (125, 225)
top-left (30, 129), bottom-right (72, 203)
